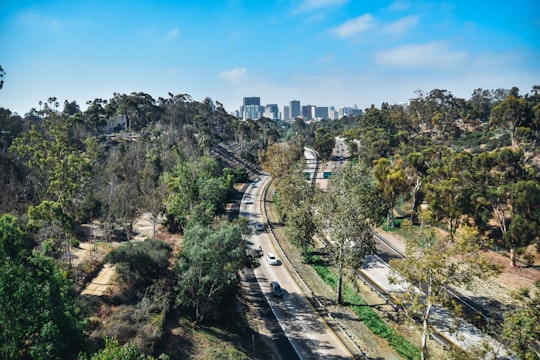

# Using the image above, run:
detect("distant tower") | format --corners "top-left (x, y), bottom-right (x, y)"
top-left (282, 105), bottom-right (290, 121)
top-left (243, 97), bottom-right (261, 106)
top-left (301, 105), bottom-right (312, 120)
top-left (289, 100), bottom-right (300, 119)
top-left (264, 104), bottom-right (279, 120)
top-left (241, 97), bottom-right (262, 120)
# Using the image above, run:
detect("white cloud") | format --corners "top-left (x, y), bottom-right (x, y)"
top-left (331, 14), bottom-right (375, 38)
top-left (374, 42), bottom-right (468, 68)
top-left (387, 1), bottom-right (411, 12)
top-left (18, 11), bottom-right (63, 30)
top-left (219, 67), bottom-right (248, 82)
top-left (165, 27), bottom-right (180, 39)
top-left (295, 0), bottom-right (349, 13)
top-left (381, 15), bottom-right (419, 35)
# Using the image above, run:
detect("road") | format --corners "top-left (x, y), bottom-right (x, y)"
top-left (241, 175), bottom-right (353, 360)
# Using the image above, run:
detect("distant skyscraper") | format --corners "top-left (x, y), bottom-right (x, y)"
top-left (265, 104), bottom-right (279, 120)
top-left (243, 105), bottom-right (262, 120)
top-left (281, 106), bottom-right (290, 121)
top-left (301, 105), bottom-right (312, 120)
top-left (240, 97), bottom-right (262, 119)
top-left (314, 106), bottom-right (328, 119)
top-left (289, 100), bottom-right (300, 119)
top-left (243, 97), bottom-right (261, 106)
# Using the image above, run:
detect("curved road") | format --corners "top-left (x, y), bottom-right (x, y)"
top-left (240, 175), bottom-right (352, 360)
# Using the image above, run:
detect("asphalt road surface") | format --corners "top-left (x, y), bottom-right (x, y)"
top-left (241, 175), bottom-right (352, 360)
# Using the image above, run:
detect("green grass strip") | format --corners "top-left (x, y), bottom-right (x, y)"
top-left (309, 254), bottom-right (420, 360)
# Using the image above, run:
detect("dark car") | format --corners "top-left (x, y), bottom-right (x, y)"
top-left (270, 281), bottom-right (283, 297)
top-left (255, 222), bottom-right (264, 232)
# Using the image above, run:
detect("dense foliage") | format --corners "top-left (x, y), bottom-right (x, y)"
top-left (0, 215), bottom-right (86, 359)
top-left (0, 84), bottom-right (538, 357)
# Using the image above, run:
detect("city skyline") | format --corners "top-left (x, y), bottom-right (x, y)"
top-left (236, 95), bottom-right (361, 120)
top-left (1, 1), bottom-right (539, 116)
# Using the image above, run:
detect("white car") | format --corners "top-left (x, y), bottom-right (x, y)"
top-left (244, 196), bottom-right (253, 204)
top-left (266, 252), bottom-right (278, 265)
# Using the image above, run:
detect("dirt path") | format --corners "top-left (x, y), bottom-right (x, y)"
top-left (78, 213), bottom-right (159, 296)
top-left (81, 263), bottom-right (117, 296)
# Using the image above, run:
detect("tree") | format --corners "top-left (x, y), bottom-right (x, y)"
top-left (259, 142), bottom-right (303, 180)
top-left (164, 155), bottom-right (232, 231)
top-left (80, 337), bottom-right (158, 360)
top-left (501, 283), bottom-right (540, 360)
top-left (316, 162), bottom-right (385, 304)
top-left (9, 114), bottom-right (100, 219)
top-left (373, 155), bottom-right (408, 228)
top-left (0, 215), bottom-right (86, 359)
top-left (174, 222), bottom-right (245, 323)
top-left (389, 225), bottom-right (499, 360)
top-left (27, 200), bottom-right (75, 264)
top-left (483, 148), bottom-right (540, 266)
top-left (424, 150), bottom-right (475, 240)
top-left (312, 129), bottom-right (335, 160)
top-left (0, 65), bottom-right (5, 89)
top-left (490, 95), bottom-right (533, 149)
top-left (0, 214), bottom-right (25, 259)
top-left (276, 173), bottom-right (319, 254)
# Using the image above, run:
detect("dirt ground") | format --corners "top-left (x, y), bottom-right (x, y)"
top-left (458, 246), bottom-right (540, 310)
top-left (74, 213), bottom-right (162, 296)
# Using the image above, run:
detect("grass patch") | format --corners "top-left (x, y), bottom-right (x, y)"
top-left (381, 218), bottom-right (417, 241)
top-left (306, 251), bottom-right (421, 360)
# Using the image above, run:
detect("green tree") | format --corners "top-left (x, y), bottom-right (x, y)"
top-left (259, 142), bottom-right (303, 180)
top-left (389, 225), bottom-right (499, 360)
top-left (312, 128), bottom-right (335, 160)
top-left (424, 150), bottom-right (475, 240)
top-left (316, 162), bottom-right (385, 304)
top-left (372, 155), bottom-right (408, 228)
top-left (484, 148), bottom-right (540, 266)
top-left (27, 200), bottom-right (75, 263)
top-left (276, 173), bottom-right (319, 254)
top-left (174, 222), bottom-right (245, 323)
top-left (501, 283), bottom-right (540, 360)
top-left (0, 215), bottom-right (86, 359)
top-left (164, 155), bottom-right (232, 231)
top-left (490, 94), bottom-right (533, 149)
top-left (80, 337), bottom-right (158, 360)
top-left (10, 114), bottom-right (100, 219)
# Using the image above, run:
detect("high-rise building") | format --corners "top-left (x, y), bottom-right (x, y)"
top-left (314, 106), bottom-right (328, 119)
top-left (301, 105), bottom-right (312, 120)
top-left (289, 100), bottom-right (300, 120)
top-left (243, 105), bottom-right (262, 120)
top-left (243, 97), bottom-right (261, 106)
top-left (281, 106), bottom-right (290, 121)
top-left (240, 97), bottom-right (262, 120)
top-left (264, 104), bottom-right (279, 120)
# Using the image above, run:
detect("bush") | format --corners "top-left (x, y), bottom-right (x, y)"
top-left (105, 240), bottom-right (172, 287)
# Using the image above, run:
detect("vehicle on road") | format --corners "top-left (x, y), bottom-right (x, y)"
top-left (266, 252), bottom-right (278, 265)
top-left (245, 196), bottom-right (253, 204)
top-left (270, 281), bottom-right (283, 297)
top-left (255, 222), bottom-right (264, 232)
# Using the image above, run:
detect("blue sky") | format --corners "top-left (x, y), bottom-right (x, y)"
top-left (1, 0), bottom-right (539, 115)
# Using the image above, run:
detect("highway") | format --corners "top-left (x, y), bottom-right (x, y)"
top-left (240, 174), bottom-right (353, 360)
